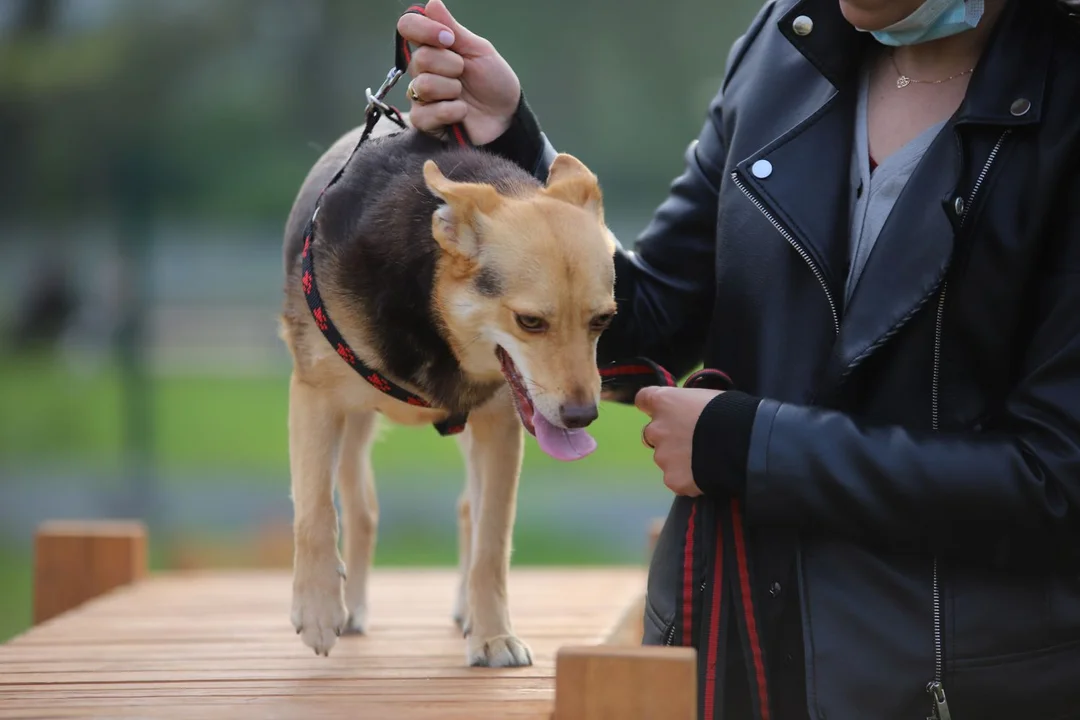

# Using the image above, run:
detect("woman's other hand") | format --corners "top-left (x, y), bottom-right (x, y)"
top-left (636, 387), bottom-right (724, 497)
top-left (396, 0), bottom-right (521, 145)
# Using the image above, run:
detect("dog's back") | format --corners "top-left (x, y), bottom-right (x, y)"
top-left (283, 124), bottom-right (538, 278)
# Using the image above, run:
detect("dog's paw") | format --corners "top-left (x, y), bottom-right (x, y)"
top-left (342, 605), bottom-right (368, 636)
top-left (452, 596), bottom-right (468, 633)
top-left (291, 564), bottom-right (348, 656)
top-left (467, 634), bottom-right (533, 668)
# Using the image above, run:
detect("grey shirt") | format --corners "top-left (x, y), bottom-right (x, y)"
top-left (845, 63), bottom-right (947, 306)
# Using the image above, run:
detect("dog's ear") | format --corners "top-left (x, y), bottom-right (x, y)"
top-left (543, 153), bottom-right (603, 221)
top-left (424, 160), bottom-right (502, 259)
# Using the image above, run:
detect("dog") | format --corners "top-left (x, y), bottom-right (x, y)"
top-left (278, 117), bottom-right (618, 667)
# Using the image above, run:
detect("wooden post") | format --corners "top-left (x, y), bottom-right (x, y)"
top-left (648, 516), bottom-right (665, 558)
top-left (602, 517), bottom-right (666, 646)
top-left (552, 645), bottom-right (697, 720)
top-left (33, 520), bottom-right (148, 625)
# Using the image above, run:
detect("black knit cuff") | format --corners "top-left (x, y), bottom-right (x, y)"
top-left (691, 391), bottom-right (761, 497)
top-left (481, 91), bottom-right (545, 175)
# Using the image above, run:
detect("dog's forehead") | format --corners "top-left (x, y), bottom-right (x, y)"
top-left (476, 194), bottom-right (615, 295)
top-left (497, 199), bottom-right (611, 251)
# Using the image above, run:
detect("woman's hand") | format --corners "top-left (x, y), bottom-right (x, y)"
top-left (396, 0), bottom-right (521, 145)
top-left (636, 387), bottom-right (723, 497)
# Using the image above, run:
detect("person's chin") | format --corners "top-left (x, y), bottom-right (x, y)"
top-left (837, 0), bottom-right (921, 31)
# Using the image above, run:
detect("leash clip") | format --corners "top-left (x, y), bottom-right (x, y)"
top-left (365, 66), bottom-right (405, 117)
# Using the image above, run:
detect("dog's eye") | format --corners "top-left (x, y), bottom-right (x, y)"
top-left (515, 314), bottom-right (548, 333)
top-left (590, 313), bottom-right (615, 332)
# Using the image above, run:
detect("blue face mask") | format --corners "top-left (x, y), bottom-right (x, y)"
top-left (866, 0), bottom-right (985, 47)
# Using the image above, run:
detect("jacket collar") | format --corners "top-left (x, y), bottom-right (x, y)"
top-left (778, 0), bottom-right (1052, 126)
top-left (953, 0), bottom-right (1053, 128)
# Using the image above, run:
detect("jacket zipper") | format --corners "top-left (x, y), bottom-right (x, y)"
top-left (732, 171), bottom-right (840, 335)
top-left (664, 575), bottom-right (709, 646)
top-left (926, 129), bottom-right (1009, 720)
top-left (665, 621), bottom-right (677, 646)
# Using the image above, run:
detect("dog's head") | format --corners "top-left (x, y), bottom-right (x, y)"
top-left (424, 154), bottom-right (617, 461)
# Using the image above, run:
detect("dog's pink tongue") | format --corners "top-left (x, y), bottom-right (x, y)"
top-left (532, 412), bottom-right (597, 461)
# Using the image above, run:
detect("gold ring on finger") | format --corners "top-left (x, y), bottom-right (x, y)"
top-left (641, 423), bottom-right (654, 449)
top-left (407, 81), bottom-right (424, 104)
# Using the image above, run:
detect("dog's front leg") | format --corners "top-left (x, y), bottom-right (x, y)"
top-left (288, 372), bottom-right (348, 656)
top-left (463, 388), bottom-right (532, 667)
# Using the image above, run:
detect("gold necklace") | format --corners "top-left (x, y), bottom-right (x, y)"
top-left (890, 51), bottom-right (974, 89)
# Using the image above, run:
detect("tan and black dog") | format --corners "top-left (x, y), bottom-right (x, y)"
top-left (278, 118), bottom-right (617, 667)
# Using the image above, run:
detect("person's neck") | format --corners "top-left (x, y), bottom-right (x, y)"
top-left (890, 0), bottom-right (1007, 78)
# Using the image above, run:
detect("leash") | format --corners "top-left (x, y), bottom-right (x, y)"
top-left (297, 3), bottom-right (733, 439)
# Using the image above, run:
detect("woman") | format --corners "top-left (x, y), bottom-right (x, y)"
top-left (399, 1), bottom-right (1080, 718)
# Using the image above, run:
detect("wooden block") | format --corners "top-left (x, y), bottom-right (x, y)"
top-left (33, 519), bottom-right (148, 625)
top-left (601, 593), bottom-right (646, 646)
top-left (648, 517), bottom-right (665, 558)
top-left (602, 519), bottom-right (666, 646)
top-left (552, 645), bottom-right (697, 720)
top-left (255, 519), bottom-right (294, 568)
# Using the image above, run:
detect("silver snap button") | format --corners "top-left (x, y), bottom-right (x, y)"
top-left (792, 15), bottom-right (813, 36)
top-left (1010, 98), bottom-right (1031, 117)
top-left (751, 159), bottom-right (773, 179)
top-left (953, 196), bottom-right (965, 215)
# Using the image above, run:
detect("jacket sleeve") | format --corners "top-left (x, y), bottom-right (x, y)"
top-left (696, 174), bottom-right (1080, 558)
top-left (593, 111), bottom-right (725, 377)
top-left (481, 8), bottom-right (774, 379)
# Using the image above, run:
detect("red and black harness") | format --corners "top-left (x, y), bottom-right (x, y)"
top-left (297, 4), bottom-right (772, 718)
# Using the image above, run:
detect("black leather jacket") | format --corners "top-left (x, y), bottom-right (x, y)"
top-left (488, 0), bottom-right (1080, 717)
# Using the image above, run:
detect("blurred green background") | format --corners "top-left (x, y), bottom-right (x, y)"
top-left (0, 0), bottom-right (763, 642)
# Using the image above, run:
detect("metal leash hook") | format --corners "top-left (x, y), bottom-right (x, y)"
top-left (365, 66), bottom-right (405, 118)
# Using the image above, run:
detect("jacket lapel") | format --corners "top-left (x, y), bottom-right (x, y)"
top-left (731, 0), bottom-right (868, 328)
top-left (814, 0), bottom-right (1052, 395)
top-left (818, 128), bottom-right (962, 392)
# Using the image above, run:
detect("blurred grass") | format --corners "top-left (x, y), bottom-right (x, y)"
top-left (0, 548), bottom-right (32, 644)
top-left (0, 354), bottom-right (655, 480)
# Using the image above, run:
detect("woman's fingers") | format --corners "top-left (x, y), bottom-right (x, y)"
top-left (409, 99), bottom-right (468, 134)
top-left (409, 74), bottom-right (463, 104)
top-left (396, 13), bottom-right (455, 50)
top-left (408, 46), bottom-right (465, 80)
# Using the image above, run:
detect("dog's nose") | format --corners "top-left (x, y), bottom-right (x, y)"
top-left (560, 403), bottom-right (598, 429)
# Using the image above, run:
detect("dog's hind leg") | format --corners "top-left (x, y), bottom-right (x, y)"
top-left (337, 409), bottom-right (380, 635)
top-left (462, 387), bottom-right (533, 668)
top-left (452, 431), bottom-right (477, 630)
top-left (289, 372), bottom-right (349, 656)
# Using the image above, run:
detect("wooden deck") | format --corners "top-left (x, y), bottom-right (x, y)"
top-left (0, 521), bottom-right (697, 720)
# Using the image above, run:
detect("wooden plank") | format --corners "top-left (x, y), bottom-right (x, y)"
top-left (552, 645), bottom-right (697, 720)
top-left (1, 567), bottom-right (647, 719)
top-left (32, 520), bottom-right (148, 625)
top-left (648, 516), bottom-right (665, 556)
top-left (601, 518), bottom-right (662, 646)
